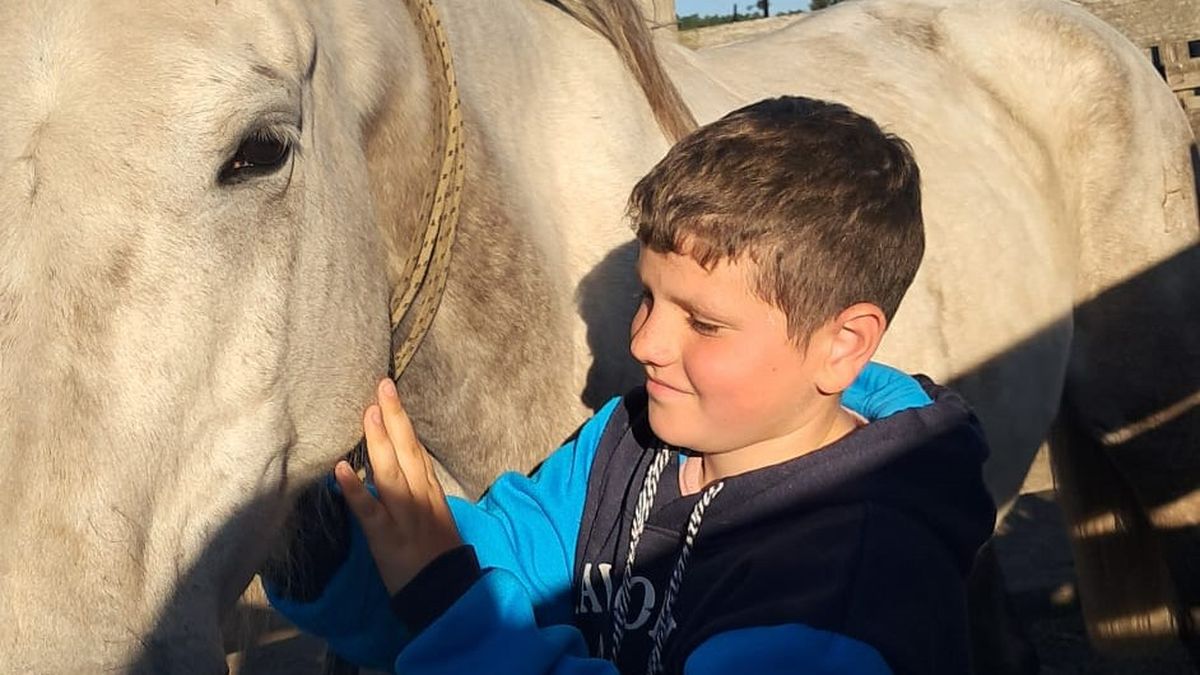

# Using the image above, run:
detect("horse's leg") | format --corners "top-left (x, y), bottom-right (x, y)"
top-left (968, 540), bottom-right (1040, 675)
top-left (1057, 242), bottom-right (1200, 659)
top-left (1049, 403), bottom-right (1186, 653)
top-left (940, 319), bottom-right (1074, 673)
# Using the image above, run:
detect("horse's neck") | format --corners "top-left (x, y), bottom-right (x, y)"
top-left (373, 1), bottom-right (672, 490)
top-left (443, 0), bottom-right (672, 189)
top-left (441, 0), bottom-right (666, 329)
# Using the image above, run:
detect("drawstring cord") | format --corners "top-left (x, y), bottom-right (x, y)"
top-left (609, 447), bottom-right (672, 659)
top-left (608, 446), bottom-right (724, 674)
top-left (646, 480), bottom-right (724, 674)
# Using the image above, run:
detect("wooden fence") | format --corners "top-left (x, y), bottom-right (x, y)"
top-left (1152, 39), bottom-right (1200, 133)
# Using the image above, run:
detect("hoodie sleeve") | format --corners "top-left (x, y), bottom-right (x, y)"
top-left (393, 569), bottom-right (891, 675)
top-left (264, 396), bottom-right (622, 671)
top-left (682, 625), bottom-right (892, 674)
top-left (392, 567), bottom-right (614, 675)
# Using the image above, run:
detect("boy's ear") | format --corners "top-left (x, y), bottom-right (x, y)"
top-left (815, 303), bottom-right (887, 395)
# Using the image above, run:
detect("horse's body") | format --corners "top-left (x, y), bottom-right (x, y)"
top-left (0, 0), bottom-right (1195, 672)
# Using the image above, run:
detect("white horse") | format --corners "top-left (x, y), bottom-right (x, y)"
top-left (0, 0), bottom-right (1195, 672)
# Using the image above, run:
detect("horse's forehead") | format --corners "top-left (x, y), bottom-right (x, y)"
top-left (0, 0), bottom-right (316, 120)
top-left (0, 0), bottom-right (319, 188)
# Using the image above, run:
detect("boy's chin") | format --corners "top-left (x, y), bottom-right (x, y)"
top-left (647, 403), bottom-right (707, 451)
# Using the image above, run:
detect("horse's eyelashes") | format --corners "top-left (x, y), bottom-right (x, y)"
top-left (241, 135), bottom-right (289, 166)
top-left (218, 130), bottom-right (295, 185)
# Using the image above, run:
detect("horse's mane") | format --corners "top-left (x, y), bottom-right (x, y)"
top-left (549, 0), bottom-right (697, 142)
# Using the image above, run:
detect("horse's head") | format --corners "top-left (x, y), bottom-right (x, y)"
top-left (0, 1), bottom-right (435, 670)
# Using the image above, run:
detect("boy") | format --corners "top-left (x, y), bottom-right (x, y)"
top-left (266, 96), bottom-right (995, 674)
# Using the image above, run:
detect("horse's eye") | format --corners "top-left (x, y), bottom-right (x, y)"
top-left (219, 131), bottom-right (293, 185)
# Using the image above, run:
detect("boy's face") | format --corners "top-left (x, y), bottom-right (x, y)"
top-left (631, 246), bottom-right (832, 455)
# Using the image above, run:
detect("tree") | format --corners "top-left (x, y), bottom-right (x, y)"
top-left (810, 0), bottom-right (844, 9)
top-left (757, 0), bottom-right (770, 17)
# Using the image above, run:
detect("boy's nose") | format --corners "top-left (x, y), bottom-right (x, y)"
top-left (630, 310), bottom-right (676, 367)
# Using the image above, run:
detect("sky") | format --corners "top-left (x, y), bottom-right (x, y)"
top-left (675, 0), bottom-right (811, 16)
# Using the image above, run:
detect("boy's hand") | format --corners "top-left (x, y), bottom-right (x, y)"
top-left (334, 378), bottom-right (463, 596)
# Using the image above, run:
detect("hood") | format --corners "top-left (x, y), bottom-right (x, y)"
top-left (680, 367), bottom-right (996, 577)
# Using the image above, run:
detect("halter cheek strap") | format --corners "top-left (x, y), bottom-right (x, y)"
top-left (390, 0), bottom-right (465, 379)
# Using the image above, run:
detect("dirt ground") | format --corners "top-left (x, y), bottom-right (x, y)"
top-left (675, 14), bottom-right (808, 49)
top-left (224, 449), bottom-right (1197, 674)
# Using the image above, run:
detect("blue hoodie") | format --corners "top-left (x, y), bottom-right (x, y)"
top-left (265, 363), bottom-right (995, 675)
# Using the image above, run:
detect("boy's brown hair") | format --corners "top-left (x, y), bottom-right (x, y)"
top-left (629, 96), bottom-right (924, 340)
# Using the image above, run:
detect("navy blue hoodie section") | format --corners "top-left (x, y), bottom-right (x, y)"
top-left (572, 378), bottom-right (995, 674)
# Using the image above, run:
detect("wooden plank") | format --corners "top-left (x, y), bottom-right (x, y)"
top-left (1159, 40), bottom-right (1200, 94)
top-left (1159, 41), bottom-right (1190, 68)
top-left (1166, 69), bottom-right (1200, 93)
top-left (1160, 41), bottom-right (1198, 66)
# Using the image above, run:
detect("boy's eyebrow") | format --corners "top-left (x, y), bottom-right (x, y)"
top-left (636, 255), bottom-right (734, 322)
top-left (676, 297), bottom-right (733, 322)
top-left (645, 283), bottom-right (734, 323)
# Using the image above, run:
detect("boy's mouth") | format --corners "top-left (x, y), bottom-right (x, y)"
top-left (646, 374), bottom-right (690, 396)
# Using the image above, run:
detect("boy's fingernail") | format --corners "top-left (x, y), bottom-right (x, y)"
top-left (379, 378), bottom-right (398, 399)
top-left (370, 407), bottom-right (382, 426)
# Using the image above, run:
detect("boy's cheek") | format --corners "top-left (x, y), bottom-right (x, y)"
top-left (646, 397), bottom-right (700, 447)
top-left (685, 346), bottom-right (759, 403)
top-left (647, 395), bottom-right (733, 453)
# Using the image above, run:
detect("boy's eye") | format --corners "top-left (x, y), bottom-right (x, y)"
top-left (689, 318), bottom-right (721, 336)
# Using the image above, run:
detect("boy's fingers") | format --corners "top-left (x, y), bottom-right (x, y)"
top-left (376, 379), bottom-right (421, 449)
top-left (376, 379), bottom-right (431, 501)
top-left (363, 405), bottom-right (420, 521)
top-left (419, 445), bottom-right (447, 502)
top-left (420, 447), bottom-right (437, 494)
top-left (362, 404), bottom-right (400, 480)
top-left (335, 461), bottom-right (386, 527)
top-left (416, 444), bottom-right (456, 527)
